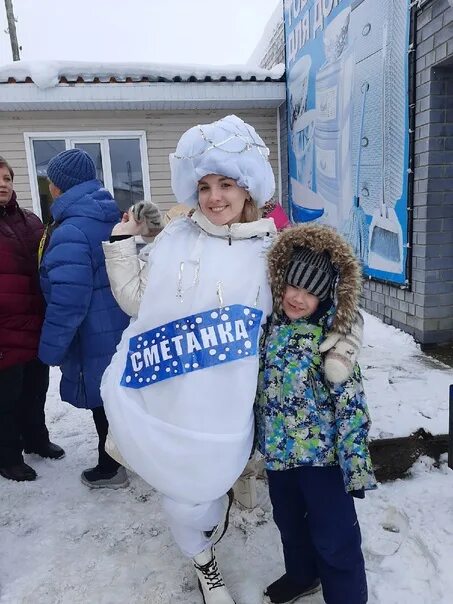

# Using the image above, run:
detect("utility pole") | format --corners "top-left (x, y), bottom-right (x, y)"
top-left (4, 0), bottom-right (20, 61)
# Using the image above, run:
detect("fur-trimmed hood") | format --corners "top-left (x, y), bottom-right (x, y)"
top-left (268, 224), bottom-right (362, 334)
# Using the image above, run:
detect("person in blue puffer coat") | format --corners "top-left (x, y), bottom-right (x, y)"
top-left (39, 148), bottom-right (129, 489)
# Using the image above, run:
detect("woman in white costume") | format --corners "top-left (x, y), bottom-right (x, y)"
top-left (101, 115), bottom-right (276, 604)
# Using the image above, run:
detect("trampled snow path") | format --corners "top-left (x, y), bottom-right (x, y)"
top-left (1, 313), bottom-right (453, 604)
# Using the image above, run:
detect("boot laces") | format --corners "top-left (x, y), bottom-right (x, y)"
top-left (195, 556), bottom-right (225, 590)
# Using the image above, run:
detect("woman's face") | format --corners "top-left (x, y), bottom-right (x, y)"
top-left (197, 174), bottom-right (248, 226)
top-left (0, 166), bottom-right (13, 206)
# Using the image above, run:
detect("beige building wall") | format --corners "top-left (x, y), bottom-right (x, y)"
top-left (0, 109), bottom-right (280, 215)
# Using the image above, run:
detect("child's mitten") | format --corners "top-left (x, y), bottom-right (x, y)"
top-left (320, 311), bottom-right (364, 384)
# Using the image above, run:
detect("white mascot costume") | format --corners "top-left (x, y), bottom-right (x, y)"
top-left (101, 115), bottom-right (276, 558)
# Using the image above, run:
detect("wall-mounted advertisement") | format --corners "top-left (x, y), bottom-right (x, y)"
top-left (284, 0), bottom-right (410, 284)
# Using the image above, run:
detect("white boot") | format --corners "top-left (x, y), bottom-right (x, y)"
top-left (193, 546), bottom-right (235, 604)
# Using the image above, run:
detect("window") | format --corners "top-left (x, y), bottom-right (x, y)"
top-left (32, 139), bottom-right (66, 224)
top-left (25, 131), bottom-right (151, 221)
top-left (109, 139), bottom-right (145, 209)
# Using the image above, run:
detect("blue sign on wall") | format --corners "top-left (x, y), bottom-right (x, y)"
top-left (284, 0), bottom-right (410, 284)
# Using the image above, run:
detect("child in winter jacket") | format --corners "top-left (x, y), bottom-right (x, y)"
top-left (255, 223), bottom-right (376, 604)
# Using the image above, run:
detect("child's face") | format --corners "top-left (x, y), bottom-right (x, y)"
top-left (282, 285), bottom-right (320, 320)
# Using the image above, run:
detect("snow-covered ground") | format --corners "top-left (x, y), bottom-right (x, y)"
top-left (1, 313), bottom-right (452, 604)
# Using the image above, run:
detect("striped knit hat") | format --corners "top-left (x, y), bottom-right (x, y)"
top-left (285, 247), bottom-right (336, 301)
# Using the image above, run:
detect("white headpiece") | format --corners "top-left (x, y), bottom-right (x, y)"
top-left (169, 114), bottom-right (275, 208)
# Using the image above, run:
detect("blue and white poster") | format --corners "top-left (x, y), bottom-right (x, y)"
top-left (121, 304), bottom-right (263, 389)
top-left (284, 0), bottom-right (410, 284)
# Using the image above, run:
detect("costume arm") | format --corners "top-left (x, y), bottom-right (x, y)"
top-left (320, 311), bottom-right (364, 384)
top-left (39, 225), bottom-right (93, 366)
top-left (332, 364), bottom-right (376, 493)
top-left (102, 237), bottom-right (149, 317)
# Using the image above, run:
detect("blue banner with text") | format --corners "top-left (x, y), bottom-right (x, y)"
top-left (121, 304), bottom-right (263, 389)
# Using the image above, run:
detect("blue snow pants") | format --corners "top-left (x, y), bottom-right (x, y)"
top-left (267, 465), bottom-right (368, 604)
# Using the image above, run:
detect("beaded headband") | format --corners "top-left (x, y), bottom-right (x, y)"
top-left (172, 123), bottom-right (270, 161)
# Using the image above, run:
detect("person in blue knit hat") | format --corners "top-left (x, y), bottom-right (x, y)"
top-left (38, 148), bottom-right (130, 488)
top-left (46, 148), bottom-right (97, 193)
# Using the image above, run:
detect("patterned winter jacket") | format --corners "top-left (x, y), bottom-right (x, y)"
top-left (255, 223), bottom-right (377, 493)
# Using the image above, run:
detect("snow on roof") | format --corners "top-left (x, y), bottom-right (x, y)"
top-left (0, 60), bottom-right (285, 90)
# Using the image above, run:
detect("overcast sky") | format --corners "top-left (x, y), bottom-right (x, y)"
top-left (0, 0), bottom-right (281, 66)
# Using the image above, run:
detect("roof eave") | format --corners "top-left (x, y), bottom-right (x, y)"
top-left (0, 81), bottom-right (286, 111)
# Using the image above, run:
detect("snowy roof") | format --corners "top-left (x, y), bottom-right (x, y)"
top-left (0, 60), bottom-right (285, 90)
top-left (0, 60), bottom-right (286, 111)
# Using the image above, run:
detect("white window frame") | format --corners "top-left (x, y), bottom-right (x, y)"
top-left (24, 130), bottom-right (151, 219)
top-left (68, 137), bottom-right (113, 192)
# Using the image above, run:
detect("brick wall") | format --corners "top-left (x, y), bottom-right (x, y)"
top-left (258, 21), bottom-right (286, 70)
top-left (251, 7), bottom-right (288, 210)
top-left (361, 0), bottom-right (453, 344)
